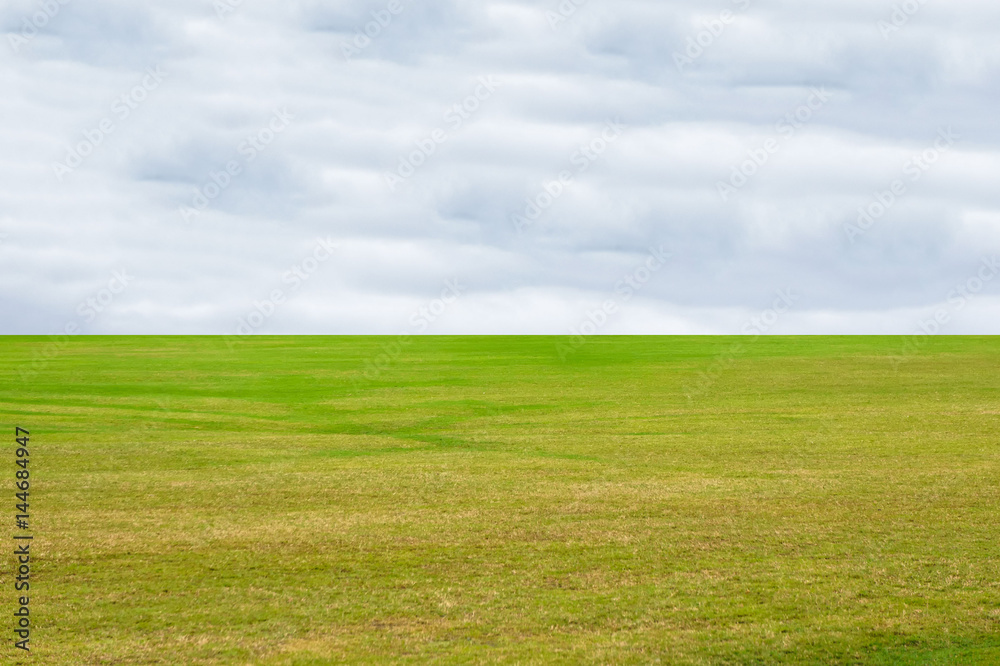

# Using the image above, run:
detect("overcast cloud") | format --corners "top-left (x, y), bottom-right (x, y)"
top-left (2, 0), bottom-right (1000, 335)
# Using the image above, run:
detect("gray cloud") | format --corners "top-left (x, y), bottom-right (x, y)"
top-left (2, 0), bottom-right (999, 335)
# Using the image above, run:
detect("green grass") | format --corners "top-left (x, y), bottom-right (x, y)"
top-left (1, 336), bottom-right (999, 664)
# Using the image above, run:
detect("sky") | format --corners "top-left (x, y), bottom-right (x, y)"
top-left (2, 0), bottom-right (1000, 335)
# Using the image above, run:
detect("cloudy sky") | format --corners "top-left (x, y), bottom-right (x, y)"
top-left (3, 0), bottom-right (1000, 335)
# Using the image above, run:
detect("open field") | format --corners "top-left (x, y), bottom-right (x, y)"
top-left (1, 336), bottom-right (999, 664)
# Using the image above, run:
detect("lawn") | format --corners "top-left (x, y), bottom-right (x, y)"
top-left (1, 336), bottom-right (998, 664)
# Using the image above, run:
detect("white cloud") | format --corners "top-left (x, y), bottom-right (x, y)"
top-left (1, 0), bottom-right (999, 334)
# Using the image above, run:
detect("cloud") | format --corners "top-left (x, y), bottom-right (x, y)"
top-left (2, 0), bottom-right (999, 335)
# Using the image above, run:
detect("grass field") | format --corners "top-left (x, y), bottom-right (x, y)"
top-left (1, 336), bottom-right (999, 664)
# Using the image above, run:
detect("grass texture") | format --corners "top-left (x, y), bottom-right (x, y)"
top-left (1, 336), bottom-right (999, 663)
